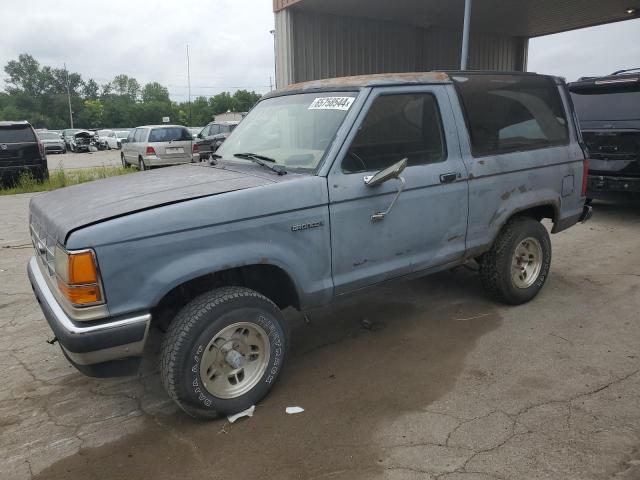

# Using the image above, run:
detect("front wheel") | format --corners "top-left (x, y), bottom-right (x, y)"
top-left (121, 153), bottom-right (127, 168)
top-left (480, 216), bottom-right (551, 305)
top-left (160, 287), bottom-right (288, 419)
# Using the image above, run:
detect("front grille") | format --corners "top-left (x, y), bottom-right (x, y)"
top-left (30, 218), bottom-right (56, 277)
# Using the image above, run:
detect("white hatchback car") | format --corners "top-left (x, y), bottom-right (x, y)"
top-left (121, 125), bottom-right (195, 170)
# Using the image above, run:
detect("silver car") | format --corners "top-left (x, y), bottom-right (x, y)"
top-left (37, 131), bottom-right (66, 154)
top-left (120, 125), bottom-right (194, 170)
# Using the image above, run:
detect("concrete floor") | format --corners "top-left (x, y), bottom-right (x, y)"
top-left (1, 192), bottom-right (639, 480)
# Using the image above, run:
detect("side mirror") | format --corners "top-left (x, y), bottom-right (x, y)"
top-left (363, 158), bottom-right (408, 222)
top-left (364, 158), bottom-right (408, 187)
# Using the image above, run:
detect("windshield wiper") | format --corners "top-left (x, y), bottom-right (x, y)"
top-left (234, 153), bottom-right (287, 175)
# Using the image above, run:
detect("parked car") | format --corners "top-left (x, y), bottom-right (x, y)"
top-left (115, 130), bottom-right (130, 147)
top-left (189, 127), bottom-right (204, 139)
top-left (69, 130), bottom-right (99, 152)
top-left (120, 125), bottom-right (195, 170)
top-left (569, 69), bottom-right (640, 201)
top-left (96, 129), bottom-right (120, 150)
top-left (61, 128), bottom-right (82, 149)
top-left (0, 121), bottom-right (48, 186)
top-left (37, 131), bottom-right (66, 154)
top-left (27, 71), bottom-right (590, 418)
top-left (194, 121), bottom-right (239, 160)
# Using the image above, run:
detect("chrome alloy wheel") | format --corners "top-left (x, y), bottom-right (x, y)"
top-left (511, 237), bottom-right (543, 289)
top-left (199, 322), bottom-right (270, 399)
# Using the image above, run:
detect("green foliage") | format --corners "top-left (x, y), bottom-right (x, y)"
top-left (0, 166), bottom-right (136, 195)
top-left (0, 53), bottom-right (263, 129)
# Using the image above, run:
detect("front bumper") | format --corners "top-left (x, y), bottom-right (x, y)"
top-left (587, 174), bottom-right (640, 195)
top-left (27, 257), bottom-right (151, 377)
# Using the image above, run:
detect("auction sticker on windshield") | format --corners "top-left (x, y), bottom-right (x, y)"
top-left (308, 97), bottom-right (355, 111)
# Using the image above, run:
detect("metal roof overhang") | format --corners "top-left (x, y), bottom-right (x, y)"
top-left (274, 0), bottom-right (639, 38)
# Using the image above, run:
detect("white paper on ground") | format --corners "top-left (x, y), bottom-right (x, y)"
top-left (286, 406), bottom-right (305, 414)
top-left (227, 405), bottom-right (255, 423)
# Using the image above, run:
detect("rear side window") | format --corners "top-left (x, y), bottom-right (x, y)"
top-left (148, 127), bottom-right (191, 142)
top-left (453, 75), bottom-right (569, 157)
top-left (0, 126), bottom-right (36, 143)
top-left (133, 129), bottom-right (144, 143)
top-left (342, 93), bottom-right (447, 173)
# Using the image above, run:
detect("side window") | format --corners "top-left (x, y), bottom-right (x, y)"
top-left (453, 74), bottom-right (569, 157)
top-left (201, 126), bottom-right (210, 136)
top-left (342, 93), bottom-right (447, 173)
top-left (210, 125), bottom-right (221, 135)
top-left (134, 129), bottom-right (145, 143)
top-left (127, 129), bottom-right (136, 143)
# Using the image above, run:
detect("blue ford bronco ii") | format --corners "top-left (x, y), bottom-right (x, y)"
top-left (28, 71), bottom-right (591, 418)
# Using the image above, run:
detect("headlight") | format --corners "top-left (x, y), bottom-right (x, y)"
top-left (54, 246), bottom-right (104, 306)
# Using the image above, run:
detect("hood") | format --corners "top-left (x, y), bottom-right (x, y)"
top-left (29, 163), bottom-right (278, 244)
top-left (74, 130), bottom-right (96, 139)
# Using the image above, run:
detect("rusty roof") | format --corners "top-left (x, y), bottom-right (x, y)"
top-left (268, 72), bottom-right (451, 96)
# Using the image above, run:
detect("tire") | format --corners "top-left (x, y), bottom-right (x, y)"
top-left (480, 216), bottom-right (551, 305)
top-left (121, 153), bottom-right (127, 168)
top-left (138, 157), bottom-right (146, 171)
top-left (160, 286), bottom-right (288, 419)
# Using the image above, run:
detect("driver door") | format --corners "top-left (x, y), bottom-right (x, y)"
top-left (328, 86), bottom-right (469, 294)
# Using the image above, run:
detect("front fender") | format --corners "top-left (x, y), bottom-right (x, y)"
top-left (94, 205), bottom-right (333, 317)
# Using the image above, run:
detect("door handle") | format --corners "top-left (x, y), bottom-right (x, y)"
top-left (440, 172), bottom-right (459, 184)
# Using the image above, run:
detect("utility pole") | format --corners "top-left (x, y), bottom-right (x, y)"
top-left (460, 0), bottom-right (472, 70)
top-left (64, 63), bottom-right (74, 128)
top-left (270, 29), bottom-right (277, 89)
top-left (187, 44), bottom-right (192, 127)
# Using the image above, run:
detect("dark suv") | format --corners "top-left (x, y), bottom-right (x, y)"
top-left (194, 121), bottom-right (239, 160)
top-left (569, 69), bottom-right (640, 200)
top-left (0, 121), bottom-right (48, 187)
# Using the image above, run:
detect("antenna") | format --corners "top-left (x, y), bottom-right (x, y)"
top-left (64, 63), bottom-right (73, 128)
top-left (187, 44), bottom-right (192, 126)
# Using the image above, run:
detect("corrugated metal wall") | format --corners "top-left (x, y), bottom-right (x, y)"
top-left (275, 9), bottom-right (528, 87)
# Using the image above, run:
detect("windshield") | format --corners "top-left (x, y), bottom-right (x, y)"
top-left (571, 88), bottom-right (640, 122)
top-left (215, 92), bottom-right (358, 171)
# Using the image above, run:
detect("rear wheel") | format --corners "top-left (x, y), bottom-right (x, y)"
top-left (160, 287), bottom-right (288, 419)
top-left (138, 157), bottom-right (146, 171)
top-left (480, 216), bottom-right (551, 305)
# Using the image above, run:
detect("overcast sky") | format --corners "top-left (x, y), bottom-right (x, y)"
top-left (0, 1), bottom-right (638, 100)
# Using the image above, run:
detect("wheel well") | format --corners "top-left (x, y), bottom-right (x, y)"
top-left (150, 264), bottom-right (300, 330)
top-left (512, 204), bottom-right (557, 224)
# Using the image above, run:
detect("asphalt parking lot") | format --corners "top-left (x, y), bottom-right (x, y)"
top-left (1, 192), bottom-right (639, 480)
top-left (46, 149), bottom-right (122, 171)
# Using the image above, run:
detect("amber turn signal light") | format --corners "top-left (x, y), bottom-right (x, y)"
top-left (68, 251), bottom-right (99, 284)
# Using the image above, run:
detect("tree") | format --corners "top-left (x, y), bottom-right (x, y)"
top-left (77, 99), bottom-right (104, 128)
top-left (209, 92), bottom-right (234, 115)
top-left (83, 79), bottom-right (100, 100)
top-left (231, 89), bottom-right (261, 112)
top-left (111, 74), bottom-right (140, 101)
top-left (4, 54), bottom-right (44, 97)
top-left (141, 82), bottom-right (170, 103)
